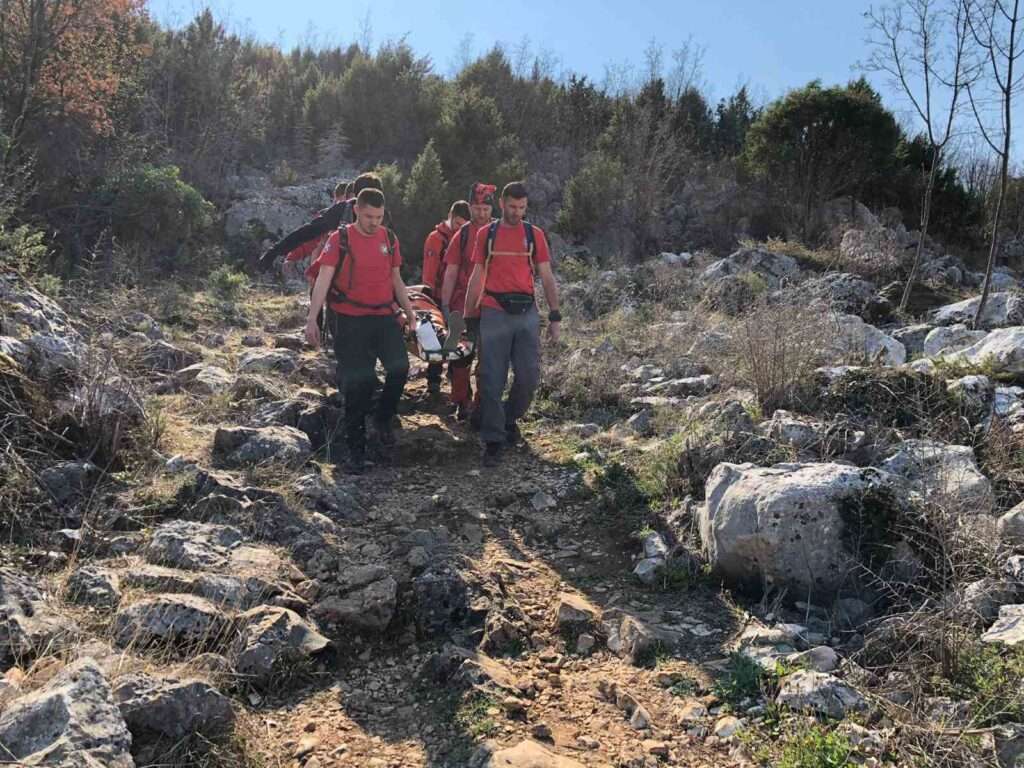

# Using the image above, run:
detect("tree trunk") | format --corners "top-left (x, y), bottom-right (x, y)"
top-left (899, 148), bottom-right (941, 314)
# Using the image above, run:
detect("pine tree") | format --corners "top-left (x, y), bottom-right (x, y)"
top-left (402, 140), bottom-right (450, 280)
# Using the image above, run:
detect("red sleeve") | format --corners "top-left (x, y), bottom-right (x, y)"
top-left (470, 225), bottom-right (488, 264)
top-left (532, 226), bottom-right (550, 264)
top-left (391, 235), bottom-right (402, 269)
top-left (422, 232), bottom-right (439, 288)
top-left (445, 225), bottom-right (466, 266)
top-left (318, 230), bottom-right (342, 268)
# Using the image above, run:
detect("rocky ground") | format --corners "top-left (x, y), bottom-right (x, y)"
top-left (2, 205), bottom-right (1024, 767)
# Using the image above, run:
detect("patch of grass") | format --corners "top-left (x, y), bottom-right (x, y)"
top-left (594, 460), bottom-right (649, 522)
top-left (777, 725), bottom-right (853, 768)
top-left (667, 676), bottom-right (700, 697)
top-left (455, 692), bottom-right (500, 738)
top-left (714, 652), bottom-right (778, 708)
top-left (634, 641), bottom-right (674, 670)
top-left (948, 643), bottom-right (1024, 726)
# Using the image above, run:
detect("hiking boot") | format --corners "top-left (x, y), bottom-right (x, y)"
top-left (345, 450), bottom-right (366, 475)
top-left (427, 380), bottom-right (442, 397)
top-left (505, 422), bottom-right (521, 446)
top-left (482, 442), bottom-right (503, 468)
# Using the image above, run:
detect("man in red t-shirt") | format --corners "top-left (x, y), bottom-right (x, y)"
top-left (306, 188), bottom-right (416, 473)
top-left (422, 200), bottom-right (470, 396)
top-left (441, 183), bottom-right (497, 420)
top-left (465, 181), bottom-right (561, 467)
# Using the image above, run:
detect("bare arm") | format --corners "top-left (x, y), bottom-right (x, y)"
top-left (441, 263), bottom-right (458, 310)
top-left (537, 262), bottom-right (560, 313)
top-left (305, 266), bottom-right (337, 348)
top-left (392, 268), bottom-right (416, 327)
top-left (537, 261), bottom-right (561, 343)
top-left (464, 263), bottom-right (484, 318)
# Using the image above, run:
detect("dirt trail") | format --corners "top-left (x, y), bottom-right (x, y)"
top-left (147, 287), bottom-right (746, 768)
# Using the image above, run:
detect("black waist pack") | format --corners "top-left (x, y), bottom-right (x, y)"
top-left (487, 291), bottom-right (535, 315)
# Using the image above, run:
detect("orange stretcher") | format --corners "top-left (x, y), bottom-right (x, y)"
top-left (398, 285), bottom-right (474, 363)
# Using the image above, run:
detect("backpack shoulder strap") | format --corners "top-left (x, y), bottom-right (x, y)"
top-left (384, 227), bottom-right (397, 257)
top-left (460, 224), bottom-right (470, 253)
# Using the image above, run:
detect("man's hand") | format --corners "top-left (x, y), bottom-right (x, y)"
top-left (547, 320), bottom-right (561, 344)
top-left (305, 318), bottom-right (321, 349)
top-left (405, 310), bottom-right (418, 333)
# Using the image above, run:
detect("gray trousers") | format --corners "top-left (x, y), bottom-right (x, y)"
top-left (479, 306), bottom-right (541, 444)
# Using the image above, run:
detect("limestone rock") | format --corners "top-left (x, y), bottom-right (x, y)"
top-left (40, 460), bottom-right (100, 505)
top-left (0, 568), bottom-right (72, 666)
top-left (699, 462), bottom-right (890, 599)
top-left (112, 593), bottom-right (231, 650)
top-left (0, 658), bottom-right (133, 767)
top-left (957, 327), bottom-right (1024, 376)
top-left (933, 292), bottom-right (1024, 329)
top-left (175, 363), bottom-right (235, 395)
top-left (471, 739), bottom-right (585, 767)
top-left (999, 502), bottom-right (1024, 546)
top-left (554, 592), bottom-right (600, 630)
top-left (924, 324), bottom-right (988, 358)
top-left (238, 349), bottom-right (299, 375)
top-left (776, 670), bottom-right (867, 718)
top-left (231, 606), bottom-right (330, 687)
top-left (145, 519), bottom-right (244, 571)
top-left (833, 314), bottom-right (906, 366)
top-left (700, 247), bottom-right (800, 288)
top-left (880, 439), bottom-right (993, 513)
top-left (982, 604), bottom-right (1024, 646)
top-left (113, 672), bottom-right (234, 739)
top-left (213, 425), bottom-right (312, 466)
top-left (141, 340), bottom-right (200, 372)
top-left (66, 566), bottom-right (121, 609)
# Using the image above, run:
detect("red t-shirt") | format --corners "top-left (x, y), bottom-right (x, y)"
top-left (317, 225), bottom-right (402, 317)
top-left (445, 220), bottom-right (492, 312)
top-left (470, 221), bottom-right (550, 312)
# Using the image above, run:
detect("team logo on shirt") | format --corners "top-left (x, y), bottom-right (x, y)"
top-left (380, 244), bottom-right (389, 254)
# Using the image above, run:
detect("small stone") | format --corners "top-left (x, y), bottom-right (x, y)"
top-left (530, 723), bottom-right (553, 741)
top-left (630, 704), bottom-right (653, 730)
top-left (576, 634), bottom-right (595, 654)
top-left (714, 715), bottom-right (743, 740)
top-left (294, 734), bottom-right (320, 758)
top-left (643, 739), bottom-right (669, 757)
top-left (577, 735), bottom-right (600, 750)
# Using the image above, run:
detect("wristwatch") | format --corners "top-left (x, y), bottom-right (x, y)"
top-left (548, 310), bottom-right (562, 323)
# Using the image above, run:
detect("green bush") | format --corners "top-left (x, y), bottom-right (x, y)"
top-left (208, 264), bottom-right (250, 302)
top-left (0, 223), bottom-right (49, 275)
top-left (103, 164), bottom-right (214, 260)
top-left (777, 726), bottom-right (853, 768)
top-left (949, 643), bottom-right (1024, 726)
top-left (557, 152), bottom-right (624, 241)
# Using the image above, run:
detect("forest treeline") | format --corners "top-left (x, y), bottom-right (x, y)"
top-left (0, 1), bottom-right (1013, 283)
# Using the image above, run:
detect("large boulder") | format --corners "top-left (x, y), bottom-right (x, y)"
top-left (933, 292), bottom-right (1024, 329)
top-left (66, 566), bottom-right (122, 609)
top-left (955, 327), bottom-right (1024, 376)
top-left (0, 568), bottom-right (72, 666)
top-left (26, 332), bottom-right (85, 377)
top-left (39, 460), bottom-right (100, 505)
top-left (112, 593), bottom-right (232, 650)
top-left (880, 439), bottom-right (993, 513)
top-left (213, 425), bottom-right (312, 466)
top-left (700, 247), bottom-right (800, 288)
top-left (0, 659), bottom-right (133, 767)
top-left (231, 606), bottom-right (330, 687)
top-left (924, 324), bottom-right (989, 358)
top-left (801, 272), bottom-right (878, 315)
top-left (312, 568), bottom-right (398, 633)
top-left (891, 324), bottom-right (934, 357)
top-left (113, 672), bottom-right (234, 739)
top-left (223, 179), bottom-right (338, 238)
top-left (699, 462), bottom-right (894, 598)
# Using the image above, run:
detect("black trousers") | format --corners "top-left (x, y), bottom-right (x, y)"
top-left (330, 312), bottom-right (409, 452)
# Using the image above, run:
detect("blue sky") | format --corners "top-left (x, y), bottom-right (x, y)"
top-left (149, 0), bottom-right (878, 103)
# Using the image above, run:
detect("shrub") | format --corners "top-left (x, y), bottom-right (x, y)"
top-left (271, 159), bottom-right (299, 187)
top-left (208, 265), bottom-right (250, 303)
top-left (102, 164), bottom-right (214, 263)
top-left (0, 223), bottom-right (49, 276)
top-left (728, 301), bottom-right (834, 413)
top-left (777, 726), bottom-right (853, 768)
top-left (557, 151), bottom-right (624, 241)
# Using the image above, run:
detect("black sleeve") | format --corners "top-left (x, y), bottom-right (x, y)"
top-left (257, 202), bottom-right (347, 269)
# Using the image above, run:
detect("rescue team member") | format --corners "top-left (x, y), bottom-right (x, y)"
top-left (422, 200), bottom-right (470, 396)
top-left (258, 172), bottom-right (386, 272)
top-left (441, 183), bottom-right (497, 421)
top-left (305, 188), bottom-right (416, 474)
top-left (465, 181), bottom-right (561, 467)
top-left (282, 181), bottom-right (348, 282)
